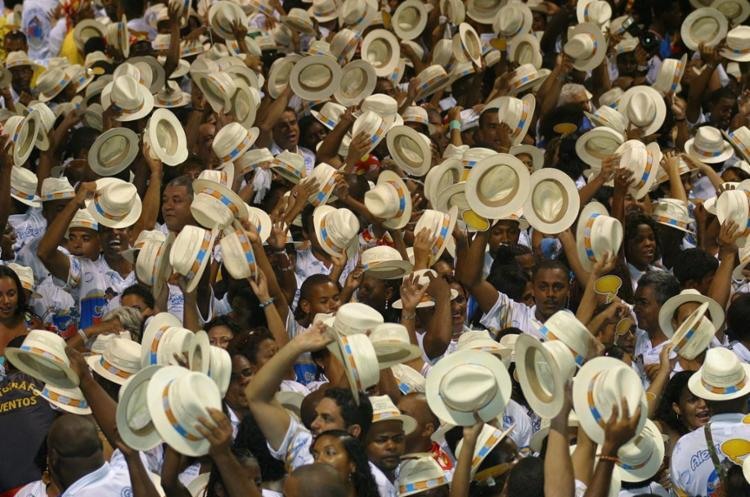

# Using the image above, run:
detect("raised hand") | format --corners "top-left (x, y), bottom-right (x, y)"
top-left (195, 408), bottom-right (232, 456)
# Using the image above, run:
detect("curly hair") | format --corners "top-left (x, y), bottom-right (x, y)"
top-left (312, 430), bottom-right (380, 497)
top-left (655, 371), bottom-right (693, 435)
top-left (234, 412), bottom-right (286, 482)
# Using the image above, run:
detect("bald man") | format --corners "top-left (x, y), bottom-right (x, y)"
top-left (282, 463), bottom-right (348, 497)
top-left (397, 393), bottom-right (454, 472)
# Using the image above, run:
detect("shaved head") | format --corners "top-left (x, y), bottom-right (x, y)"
top-left (48, 415), bottom-right (102, 457)
top-left (283, 463), bottom-right (348, 497)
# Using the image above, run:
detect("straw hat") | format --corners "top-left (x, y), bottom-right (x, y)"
top-left (305, 162), bottom-right (339, 207)
top-left (617, 419), bottom-right (665, 482)
top-left (685, 125), bottom-right (734, 163)
top-left (220, 222), bottom-right (259, 280)
top-left (169, 226), bottom-right (219, 292)
top-left (272, 150), bottom-right (306, 184)
top-left (713, 0), bottom-right (750, 26)
top-left (208, 1), bottom-right (248, 40)
top-left (494, 2), bottom-right (533, 37)
top-left (282, 8), bottom-right (316, 34)
top-left (722, 25), bottom-right (750, 61)
top-left (465, 153), bottom-right (531, 220)
top-left (371, 394), bottom-right (418, 434)
top-left (424, 159), bottom-right (462, 203)
top-left (116, 365), bottom-right (162, 451)
top-left (308, 0), bottom-right (339, 21)
top-left (688, 347), bottom-right (750, 400)
top-left (681, 7), bottom-right (728, 50)
top-left (616, 140), bottom-right (662, 199)
top-left (392, 0), bottom-right (428, 40)
top-left (318, 302), bottom-right (385, 337)
top-left (668, 302), bottom-right (716, 360)
top-left (5, 330), bottom-right (80, 388)
top-left (208, 346), bottom-right (232, 396)
top-left (361, 29), bottom-right (401, 77)
top-left (659, 289), bottom-right (724, 339)
top-left (466, 0), bottom-right (504, 23)
top-left (489, 94), bottom-right (536, 145)
top-left (361, 246), bottom-right (413, 280)
top-left (144, 109), bottom-right (188, 166)
top-left (576, 202), bottom-right (624, 272)
top-left (725, 126), bottom-right (750, 162)
top-left (129, 56), bottom-right (166, 94)
top-left (364, 170), bottom-right (413, 229)
top-left (391, 363), bottom-right (426, 395)
top-left (455, 330), bottom-right (512, 363)
top-left (86, 338), bottom-right (142, 385)
top-left (413, 207), bottom-right (458, 265)
top-left (327, 331), bottom-right (380, 404)
top-left (4, 116), bottom-right (35, 168)
top-left (267, 55), bottom-right (301, 99)
top-left (440, 0), bottom-right (466, 23)
top-left (716, 188), bottom-right (750, 245)
top-left (653, 55), bottom-right (687, 95)
top-left (369, 323), bottom-right (421, 368)
top-left (334, 59), bottom-right (377, 106)
top-left (353, 110), bottom-right (391, 155)
top-left (599, 87), bottom-right (624, 107)
top-left (330, 29), bottom-right (360, 65)
top-left (563, 23), bottom-right (607, 71)
top-left (650, 198), bottom-right (693, 234)
top-left (87, 178), bottom-right (142, 229)
top-left (9, 166), bottom-right (41, 208)
top-left (147, 366), bottom-right (222, 456)
top-left (35, 68), bottom-right (73, 102)
top-left (425, 349), bottom-right (512, 426)
top-left (107, 75), bottom-right (155, 121)
top-left (507, 64), bottom-right (545, 96)
top-left (413, 64), bottom-right (451, 100)
top-left (140, 313), bottom-right (187, 365)
top-left (154, 81), bottom-right (192, 108)
top-left (37, 384), bottom-right (91, 415)
top-left (87, 127), bottom-right (139, 177)
top-left (584, 105), bottom-right (629, 134)
top-left (576, 127), bottom-right (625, 169)
top-left (572, 356), bottom-right (648, 444)
top-left (523, 168), bottom-right (580, 234)
top-left (191, 168), bottom-right (249, 230)
top-left (540, 310), bottom-right (596, 366)
top-left (135, 232), bottom-right (174, 297)
top-left (311, 102), bottom-right (347, 131)
top-left (577, 0), bottom-right (612, 27)
top-left (313, 205), bottom-right (360, 257)
top-left (515, 334), bottom-right (577, 418)
top-left (7, 263), bottom-right (36, 296)
top-left (5, 51), bottom-right (40, 69)
top-left (289, 55), bottom-right (342, 101)
top-left (397, 457), bottom-right (449, 497)
top-left (28, 103), bottom-right (56, 152)
top-left (458, 23), bottom-right (483, 67)
top-left (194, 72), bottom-right (237, 113)
top-left (455, 423), bottom-right (515, 477)
top-left (385, 126), bottom-right (431, 177)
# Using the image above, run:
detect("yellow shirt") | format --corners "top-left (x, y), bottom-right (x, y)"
top-left (59, 28), bottom-right (84, 65)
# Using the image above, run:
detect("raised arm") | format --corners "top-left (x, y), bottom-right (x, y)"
top-left (255, 86), bottom-right (293, 149)
top-left (129, 143), bottom-right (163, 243)
top-left (545, 383), bottom-right (575, 497)
top-left (422, 275), bottom-right (453, 360)
top-left (708, 221), bottom-right (741, 331)
top-left (450, 422), bottom-right (483, 497)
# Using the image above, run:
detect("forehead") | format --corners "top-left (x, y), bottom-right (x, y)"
top-left (635, 284), bottom-right (656, 301)
top-left (316, 397), bottom-right (343, 416)
top-left (311, 281), bottom-right (339, 297)
top-left (368, 419), bottom-right (404, 437)
top-left (163, 184), bottom-right (189, 196)
top-left (533, 267), bottom-right (567, 282)
top-left (231, 354), bottom-right (251, 371)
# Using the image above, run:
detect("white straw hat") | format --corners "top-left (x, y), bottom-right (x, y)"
top-left (386, 125), bottom-right (432, 177)
top-left (219, 221), bottom-right (259, 280)
top-left (353, 110), bottom-right (391, 155)
top-left (135, 232), bottom-right (174, 298)
top-left (86, 338), bottom-right (142, 385)
top-left (86, 177), bottom-right (142, 229)
top-left (107, 75), bottom-right (155, 121)
top-left (455, 423), bottom-right (515, 477)
top-left (34, 68), bottom-right (73, 103)
top-left (370, 394), bottom-right (418, 434)
top-left (716, 188), bottom-right (750, 247)
top-left (458, 22), bottom-right (483, 67)
top-left (668, 302), bottom-right (716, 360)
top-left (306, 162), bottom-right (339, 207)
top-left (5, 114), bottom-right (38, 168)
top-left (563, 23), bottom-right (607, 71)
top-left (523, 168), bottom-right (580, 234)
top-left (364, 170), bottom-right (412, 229)
top-left (722, 25), bottom-right (750, 61)
top-left (392, 0), bottom-right (428, 40)
top-left (507, 33), bottom-right (543, 68)
top-left (424, 159), bottom-right (462, 204)
top-left (169, 226), bottom-right (218, 292)
top-left (312, 102), bottom-right (347, 130)
top-left (335, 59), bottom-right (377, 106)
top-left (616, 140), bottom-right (662, 200)
top-left (140, 313), bottom-right (185, 365)
top-left (313, 205), bottom-right (360, 257)
top-left (369, 323), bottom-right (421, 368)
top-left (688, 347), bottom-right (750, 400)
top-left (208, 1), bottom-right (248, 40)
top-left (282, 7), bottom-right (316, 34)
top-left (651, 198), bottom-right (694, 234)
top-left (116, 365), bottom-right (162, 451)
top-left (208, 345), bottom-right (232, 396)
top-left (466, 0), bottom-right (504, 23)
top-left (713, 0), bottom-right (750, 26)
top-left (681, 7), bottom-right (728, 50)
top-left (361, 29), bottom-right (401, 77)
top-left (507, 63), bottom-right (545, 96)
top-left (576, 127), bottom-right (625, 169)
top-left (413, 207), bottom-right (458, 265)
top-left (37, 384), bottom-right (91, 415)
top-left (685, 125), bottom-right (734, 163)
top-left (289, 55), bottom-right (341, 101)
top-left (577, 0), bottom-right (612, 27)
top-left (540, 310), bottom-right (595, 366)
top-left (9, 165), bottom-right (42, 208)
top-left (128, 56), bottom-right (166, 94)
top-left (397, 457), bottom-right (449, 497)
top-left (308, 0), bottom-right (339, 21)
top-left (271, 150), bottom-right (306, 184)
top-left (267, 55), bottom-right (301, 99)
top-left (576, 202), bottom-right (624, 272)
top-left (413, 65), bottom-right (450, 101)
top-left (515, 334), bottom-right (577, 418)
top-left (194, 71), bottom-right (237, 113)
top-left (725, 126), bottom-right (750, 162)
top-left (653, 55), bottom-right (688, 95)
top-left (573, 356), bottom-right (648, 444)
top-left (147, 365), bottom-right (222, 456)
top-left (465, 153), bottom-right (531, 220)
top-left (88, 127), bottom-right (140, 177)
top-left (425, 349), bottom-right (512, 426)
top-left (584, 105), bottom-right (629, 134)
top-left (616, 419), bottom-right (665, 482)
top-left (488, 94), bottom-right (536, 145)
top-left (5, 330), bottom-right (80, 388)
top-left (494, 1), bottom-right (533, 37)
top-left (327, 331), bottom-right (381, 404)
top-left (361, 245), bottom-right (413, 280)
top-left (7, 263), bottom-right (36, 295)
top-left (391, 363), bottom-right (426, 395)
top-left (145, 108), bottom-right (188, 166)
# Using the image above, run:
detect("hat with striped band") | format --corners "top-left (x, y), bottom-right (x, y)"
top-left (616, 419), bottom-right (665, 482)
top-left (88, 127), bottom-right (140, 176)
top-left (391, 363), bottom-right (426, 395)
top-left (583, 105), bottom-right (629, 134)
top-left (219, 221), bottom-right (259, 280)
top-left (5, 330), bottom-right (80, 389)
top-left (455, 423), bottom-right (515, 476)
top-left (135, 232), bottom-right (174, 298)
top-left (572, 356), bottom-right (648, 444)
top-left (413, 65), bottom-right (450, 101)
top-left (397, 456), bottom-right (449, 497)
top-left (563, 23), bottom-right (607, 71)
top-left (289, 54), bottom-right (342, 101)
top-left (313, 205), bottom-right (360, 257)
top-left (370, 323), bottom-right (421, 368)
top-left (352, 110), bottom-right (391, 155)
top-left (688, 347), bottom-right (750, 401)
top-left (147, 365), bottom-right (222, 456)
top-left (487, 94), bottom-right (536, 145)
top-left (327, 330), bottom-right (380, 405)
top-left (36, 384), bottom-right (91, 415)
top-left (619, 85), bottom-right (666, 137)
top-left (7, 263), bottom-right (37, 296)
top-left (330, 29), bottom-right (361, 64)
top-left (169, 225), bottom-right (219, 292)
top-left (86, 338), bottom-right (142, 386)
top-left (725, 126), bottom-right (750, 162)
top-left (685, 125), bottom-right (734, 163)
top-left (67, 208), bottom-right (99, 235)
top-left (465, 153), bottom-right (530, 220)
top-left (271, 150), bottom-right (307, 184)
top-left (192, 169), bottom-right (249, 230)
top-left (154, 81), bottom-right (192, 108)
top-left (414, 207), bottom-right (458, 265)
top-left (106, 74), bottom-right (155, 122)
top-left (370, 394), bottom-right (417, 434)
top-left (507, 63), bottom-right (545, 96)
top-left (35, 68), bottom-right (74, 103)
top-left (140, 312), bottom-right (185, 366)
top-left (516, 334), bottom-right (577, 418)
top-left (116, 365), bottom-right (162, 451)
top-left (493, 2), bottom-right (532, 37)
top-left (212, 124), bottom-right (260, 173)
top-left (312, 102), bottom-right (347, 131)
top-left (335, 59), bottom-right (377, 107)
top-left (5, 114), bottom-right (37, 168)
top-left (651, 198), bottom-right (694, 233)
top-left (616, 140), bottom-right (661, 200)
top-left (716, 188), bottom-right (750, 247)
top-left (364, 170), bottom-right (412, 229)
top-left (307, 162), bottom-right (339, 207)
top-left (668, 301), bottom-right (716, 360)
top-left (537, 310), bottom-right (596, 367)
top-left (653, 55), bottom-right (687, 95)
top-left (360, 246), bottom-right (414, 281)
top-left (86, 178), bottom-right (143, 229)
top-left (575, 201), bottom-right (624, 272)
top-left (721, 25), bottom-right (750, 62)
top-left (9, 165), bottom-right (42, 208)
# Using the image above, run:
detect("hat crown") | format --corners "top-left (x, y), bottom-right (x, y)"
top-left (111, 75), bottom-right (146, 111)
top-left (594, 106), bottom-right (628, 131)
top-left (11, 166), bottom-right (38, 194)
top-left (498, 4), bottom-right (525, 34)
top-left (398, 457), bottom-right (446, 493)
top-left (213, 122), bottom-right (249, 158)
top-left (362, 94), bottom-right (398, 117)
top-left (23, 329), bottom-right (68, 356)
top-left (544, 310), bottom-right (592, 359)
top-left (700, 347), bottom-right (748, 389)
top-left (168, 372), bottom-right (222, 436)
top-left (170, 226), bottom-right (212, 273)
top-left (361, 245), bottom-right (403, 265)
top-left (565, 33), bottom-right (595, 59)
top-left (618, 420), bottom-right (659, 463)
top-left (364, 182), bottom-right (401, 218)
top-left (585, 0), bottom-right (612, 23)
top-left (103, 339), bottom-right (142, 372)
top-left (593, 365), bottom-right (643, 414)
top-left (98, 180), bottom-right (138, 214)
top-left (439, 364), bottom-right (499, 412)
top-left (726, 26), bottom-right (750, 49)
top-left (543, 339), bottom-right (578, 377)
top-left (113, 63), bottom-right (143, 85)
top-left (333, 302), bottom-right (384, 333)
top-left (694, 126), bottom-right (725, 151)
top-left (654, 198), bottom-right (689, 219)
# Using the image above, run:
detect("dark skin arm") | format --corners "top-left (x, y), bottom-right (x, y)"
top-left (450, 421), bottom-right (483, 497)
top-left (0, 136), bottom-right (12, 236)
top-left (686, 43), bottom-right (723, 124)
top-left (422, 274), bottom-right (453, 360)
top-left (255, 86), bottom-right (293, 149)
top-left (545, 383), bottom-right (575, 497)
top-left (116, 433), bottom-right (163, 497)
top-left (129, 143), bottom-right (163, 244)
top-left (162, 3), bottom-right (182, 83)
top-left (161, 445), bottom-right (191, 497)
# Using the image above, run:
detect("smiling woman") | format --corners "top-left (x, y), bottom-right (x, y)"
top-left (0, 265), bottom-right (27, 357)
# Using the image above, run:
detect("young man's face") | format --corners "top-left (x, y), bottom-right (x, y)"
top-left (310, 397), bottom-right (347, 437)
top-left (365, 420), bottom-right (406, 473)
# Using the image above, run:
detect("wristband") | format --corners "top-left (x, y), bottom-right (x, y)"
top-left (259, 297), bottom-right (275, 308)
top-left (598, 455), bottom-right (619, 463)
top-left (449, 120), bottom-right (461, 130)
top-left (78, 327), bottom-right (88, 342)
top-left (402, 312), bottom-right (417, 320)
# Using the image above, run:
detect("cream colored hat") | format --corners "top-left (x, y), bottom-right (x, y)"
top-left (5, 330), bottom-right (80, 388)
top-left (361, 246), bottom-right (413, 280)
top-left (540, 310), bottom-right (596, 366)
top-left (584, 105), bottom-right (629, 134)
top-left (523, 168), bottom-right (580, 233)
top-left (220, 222), bottom-right (259, 280)
top-left (392, 363), bottom-right (426, 394)
top-left (192, 167), bottom-right (249, 230)
top-left (306, 162), bottom-right (339, 207)
top-left (713, 0), bottom-right (750, 26)
top-left (267, 54), bottom-right (301, 99)
top-left (370, 394), bottom-right (418, 434)
top-left (34, 68), bottom-right (73, 102)
top-left (312, 102), bottom-right (347, 130)
top-left (7, 263), bottom-right (36, 295)
top-left (667, 302), bottom-right (716, 360)
top-left (659, 289), bottom-right (725, 341)
top-left (466, 0), bottom-right (504, 23)
top-left (335, 59), bottom-right (377, 106)
top-left (87, 178), bottom-right (143, 229)
top-left (487, 94), bottom-right (536, 145)
top-left (681, 7), bottom-right (729, 50)
top-left (208, 1), bottom-right (248, 40)
top-left (154, 81), bottom-right (192, 108)
top-left (441, 0), bottom-right (466, 23)
top-left (37, 384), bottom-right (91, 415)
top-left (194, 71), bottom-right (237, 113)
top-left (88, 127), bottom-right (140, 176)
top-left (716, 188), bottom-right (750, 247)
top-left (458, 22), bottom-right (483, 67)
top-left (652, 198), bottom-right (694, 233)
top-left (617, 419), bottom-right (666, 482)
top-left (413, 207), bottom-right (458, 265)
top-left (86, 338), bottom-right (142, 385)
top-left (386, 125), bottom-right (432, 177)
top-left (576, 127), bottom-right (626, 169)
top-left (465, 153), bottom-right (531, 220)
top-left (353, 110), bottom-right (390, 155)
top-left (455, 423), bottom-right (515, 476)
top-left (364, 170), bottom-right (413, 229)
top-left (653, 55), bottom-right (687, 95)
top-left (722, 25), bottom-right (750, 61)
top-left (507, 63), bottom-right (545, 96)
top-left (116, 365), bottom-right (162, 451)
top-left (616, 140), bottom-right (662, 199)
top-left (413, 65), bottom-right (450, 100)
top-left (688, 347), bottom-right (750, 401)
top-left (576, 201), bottom-right (624, 272)
top-left (361, 29), bottom-right (401, 77)
top-left (107, 75), bottom-right (155, 121)
top-left (272, 150), bottom-right (306, 184)
top-left (330, 29), bottom-right (361, 64)
top-left (308, 0), bottom-right (339, 22)
top-left (577, 0), bottom-right (612, 27)
top-left (392, 0), bottom-right (428, 40)
top-left (231, 81), bottom-right (260, 130)
top-left (282, 8), bottom-right (316, 34)
top-left (726, 126), bottom-right (750, 162)
top-left (145, 108), bottom-right (188, 166)
top-left (313, 205), bottom-right (360, 257)
top-left (564, 23), bottom-right (607, 71)
top-left (685, 125), bottom-right (735, 163)
top-left (494, 1), bottom-right (533, 37)
top-left (169, 226), bottom-right (219, 292)
top-left (328, 331), bottom-right (381, 404)
top-left (289, 55), bottom-right (342, 101)
top-left (9, 165), bottom-right (41, 208)
top-left (135, 231), bottom-right (173, 297)
top-left (397, 457), bottom-right (449, 497)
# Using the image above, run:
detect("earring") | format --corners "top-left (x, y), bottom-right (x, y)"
top-left (385, 297), bottom-right (390, 310)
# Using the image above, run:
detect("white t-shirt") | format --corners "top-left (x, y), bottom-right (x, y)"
top-left (59, 449), bottom-right (135, 497)
top-left (8, 208), bottom-right (46, 254)
top-left (479, 291), bottom-right (544, 338)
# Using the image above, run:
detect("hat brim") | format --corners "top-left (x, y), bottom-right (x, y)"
top-left (392, 0), bottom-right (428, 41)
top-left (684, 139), bottom-right (735, 164)
top-left (35, 385), bottom-right (91, 415)
top-left (113, 88), bottom-right (155, 122)
top-left (724, 129), bottom-right (750, 163)
top-left (567, 23), bottom-right (608, 72)
top-left (335, 59), bottom-right (377, 107)
top-left (424, 159), bottom-right (463, 203)
top-left (386, 125), bottom-right (432, 178)
top-left (515, 334), bottom-right (568, 419)
top-left (523, 168), bottom-right (581, 234)
top-left (4, 347), bottom-right (80, 389)
top-left (188, 330), bottom-right (211, 374)
top-left (193, 73), bottom-right (234, 114)
top-left (465, 153), bottom-right (531, 220)
top-left (681, 8), bottom-right (728, 51)
top-left (115, 366), bottom-right (162, 451)
top-left (575, 201), bottom-right (619, 272)
top-left (361, 29), bottom-right (401, 77)
top-left (364, 259), bottom-right (415, 280)
top-left (289, 55), bottom-right (342, 101)
top-left (372, 340), bottom-right (422, 369)
top-left (572, 357), bottom-right (647, 444)
top-left (425, 349), bottom-right (511, 426)
top-left (458, 23), bottom-right (483, 67)
top-left (688, 362), bottom-right (750, 401)
top-left (508, 33), bottom-right (543, 69)
top-left (129, 56), bottom-right (168, 94)
top-left (267, 55), bottom-right (302, 99)
top-left (86, 354), bottom-right (134, 385)
top-left (147, 109), bottom-right (189, 166)
top-left (186, 473), bottom-right (210, 497)
top-left (658, 292), bottom-right (725, 338)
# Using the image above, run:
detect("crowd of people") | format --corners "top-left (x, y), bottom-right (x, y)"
top-left (2, 0), bottom-right (750, 496)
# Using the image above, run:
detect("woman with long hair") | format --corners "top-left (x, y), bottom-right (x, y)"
top-left (655, 371), bottom-right (710, 451)
top-left (310, 430), bottom-right (379, 497)
top-left (0, 265), bottom-right (28, 359)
